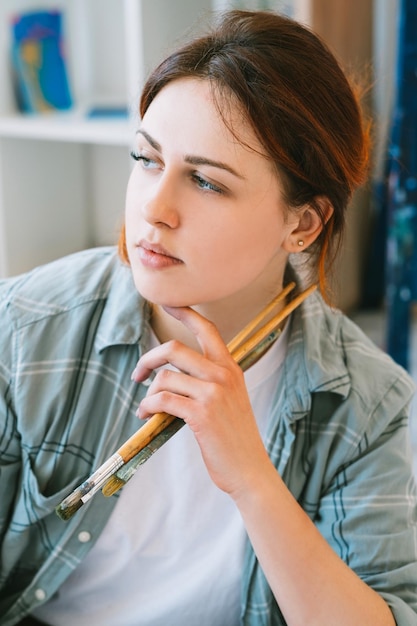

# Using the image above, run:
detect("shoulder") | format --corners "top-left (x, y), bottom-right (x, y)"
top-left (0, 247), bottom-right (125, 329)
top-left (286, 290), bottom-right (415, 430)
top-left (325, 299), bottom-right (414, 411)
top-left (281, 291), bottom-right (416, 497)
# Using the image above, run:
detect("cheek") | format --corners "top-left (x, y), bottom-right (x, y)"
top-left (225, 210), bottom-right (285, 258)
top-left (194, 213), bottom-right (284, 282)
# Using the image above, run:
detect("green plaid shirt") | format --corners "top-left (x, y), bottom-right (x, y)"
top-left (0, 248), bottom-right (416, 625)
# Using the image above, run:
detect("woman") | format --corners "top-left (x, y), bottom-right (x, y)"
top-left (1, 10), bottom-right (416, 626)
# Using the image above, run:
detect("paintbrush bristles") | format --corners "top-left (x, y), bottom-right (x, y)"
top-left (56, 498), bottom-right (84, 521)
top-left (102, 417), bottom-right (185, 497)
top-left (55, 453), bottom-right (125, 519)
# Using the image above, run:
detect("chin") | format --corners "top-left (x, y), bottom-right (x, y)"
top-left (135, 283), bottom-right (192, 308)
top-left (131, 271), bottom-right (212, 309)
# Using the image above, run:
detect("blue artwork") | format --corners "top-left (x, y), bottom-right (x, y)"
top-left (385, 0), bottom-right (417, 369)
top-left (10, 10), bottom-right (73, 113)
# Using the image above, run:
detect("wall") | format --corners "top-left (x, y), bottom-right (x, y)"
top-left (310, 0), bottom-right (374, 311)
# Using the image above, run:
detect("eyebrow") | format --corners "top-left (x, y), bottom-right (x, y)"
top-left (137, 128), bottom-right (244, 179)
top-left (137, 129), bottom-right (161, 151)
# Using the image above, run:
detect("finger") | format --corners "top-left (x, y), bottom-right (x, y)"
top-left (136, 368), bottom-right (207, 420)
top-left (144, 368), bottom-right (196, 403)
top-left (137, 370), bottom-right (228, 427)
top-left (137, 389), bottom-right (199, 423)
top-left (163, 306), bottom-right (233, 360)
top-left (131, 338), bottom-right (224, 383)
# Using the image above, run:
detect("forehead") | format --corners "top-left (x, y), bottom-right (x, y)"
top-left (142, 77), bottom-right (268, 159)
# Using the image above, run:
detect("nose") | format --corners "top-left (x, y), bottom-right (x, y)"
top-left (141, 172), bottom-right (180, 229)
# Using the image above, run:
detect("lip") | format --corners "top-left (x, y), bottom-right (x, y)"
top-left (136, 239), bottom-right (183, 269)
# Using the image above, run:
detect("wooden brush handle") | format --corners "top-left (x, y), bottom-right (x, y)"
top-left (233, 283), bottom-right (317, 364)
top-left (118, 412), bottom-right (177, 461)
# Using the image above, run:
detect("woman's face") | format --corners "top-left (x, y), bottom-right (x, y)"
top-left (125, 78), bottom-right (299, 309)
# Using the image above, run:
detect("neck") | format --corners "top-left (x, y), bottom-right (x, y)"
top-left (150, 278), bottom-right (290, 350)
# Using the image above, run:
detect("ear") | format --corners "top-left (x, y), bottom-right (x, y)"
top-left (283, 196), bottom-right (334, 253)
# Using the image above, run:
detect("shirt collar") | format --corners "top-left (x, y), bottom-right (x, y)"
top-left (94, 259), bottom-right (351, 413)
top-left (281, 289), bottom-right (351, 422)
top-left (93, 260), bottom-right (150, 353)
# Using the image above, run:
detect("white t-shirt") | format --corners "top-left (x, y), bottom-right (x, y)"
top-left (33, 323), bottom-right (289, 626)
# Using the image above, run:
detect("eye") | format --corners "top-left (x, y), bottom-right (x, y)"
top-left (192, 173), bottom-right (224, 194)
top-left (130, 151), bottom-right (159, 169)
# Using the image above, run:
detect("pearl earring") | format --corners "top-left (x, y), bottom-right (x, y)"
top-left (297, 240), bottom-right (304, 247)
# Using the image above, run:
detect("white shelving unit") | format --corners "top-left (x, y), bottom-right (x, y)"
top-left (0, 0), bottom-right (212, 277)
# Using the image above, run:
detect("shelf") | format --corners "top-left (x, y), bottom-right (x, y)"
top-left (0, 111), bottom-right (135, 146)
top-left (0, 0), bottom-right (215, 279)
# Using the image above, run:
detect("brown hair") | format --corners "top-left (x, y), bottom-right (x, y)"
top-left (119, 9), bottom-right (370, 296)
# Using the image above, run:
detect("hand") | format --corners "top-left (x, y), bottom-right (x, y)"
top-left (131, 306), bottom-right (272, 498)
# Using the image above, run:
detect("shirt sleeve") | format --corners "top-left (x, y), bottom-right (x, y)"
top-left (0, 282), bottom-right (23, 569)
top-left (314, 398), bottom-right (417, 625)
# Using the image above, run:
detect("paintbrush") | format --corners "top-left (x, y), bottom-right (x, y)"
top-left (56, 282), bottom-right (316, 520)
top-left (101, 282), bottom-right (316, 497)
top-left (100, 281), bottom-right (299, 497)
top-left (100, 323), bottom-right (284, 497)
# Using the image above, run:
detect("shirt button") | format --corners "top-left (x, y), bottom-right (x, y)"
top-left (35, 588), bottom-right (46, 601)
top-left (78, 530), bottom-right (91, 543)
